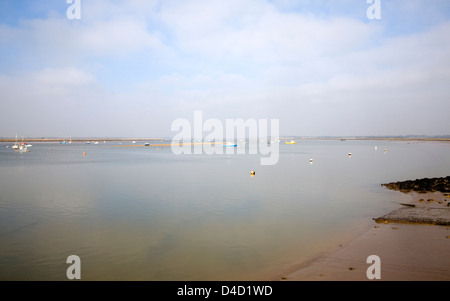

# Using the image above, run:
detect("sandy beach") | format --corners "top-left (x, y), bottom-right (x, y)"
top-left (279, 190), bottom-right (450, 281)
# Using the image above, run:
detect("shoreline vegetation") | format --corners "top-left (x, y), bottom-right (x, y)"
top-left (280, 177), bottom-right (450, 281)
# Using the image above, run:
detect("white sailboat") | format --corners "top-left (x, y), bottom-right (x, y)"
top-left (16, 142), bottom-right (29, 153)
top-left (13, 136), bottom-right (29, 153)
top-left (11, 134), bottom-right (19, 150)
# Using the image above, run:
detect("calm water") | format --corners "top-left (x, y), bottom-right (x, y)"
top-left (1, 140), bottom-right (449, 280)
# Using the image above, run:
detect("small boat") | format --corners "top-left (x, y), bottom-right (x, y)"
top-left (12, 134), bottom-right (19, 149)
top-left (15, 142), bottom-right (29, 153)
top-left (144, 143), bottom-right (150, 146)
top-left (223, 143), bottom-right (237, 147)
top-left (285, 140), bottom-right (296, 144)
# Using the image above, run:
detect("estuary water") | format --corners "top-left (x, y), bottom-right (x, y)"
top-left (1, 139), bottom-right (449, 280)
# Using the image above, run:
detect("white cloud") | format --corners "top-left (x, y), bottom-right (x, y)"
top-left (159, 0), bottom-right (381, 64)
top-left (0, 1), bottom-right (449, 137)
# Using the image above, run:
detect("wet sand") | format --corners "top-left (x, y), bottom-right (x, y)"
top-left (279, 192), bottom-right (450, 281)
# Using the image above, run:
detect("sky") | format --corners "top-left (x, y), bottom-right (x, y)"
top-left (0, 0), bottom-right (449, 138)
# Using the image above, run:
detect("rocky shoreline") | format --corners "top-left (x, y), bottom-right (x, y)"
top-left (281, 177), bottom-right (450, 281)
top-left (375, 177), bottom-right (450, 226)
top-left (280, 177), bottom-right (450, 281)
top-left (381, 176), bottom-right (450, 193)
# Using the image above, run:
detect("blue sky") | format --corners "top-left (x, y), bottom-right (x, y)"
top-left (1, 0), bottom-right (449, 138)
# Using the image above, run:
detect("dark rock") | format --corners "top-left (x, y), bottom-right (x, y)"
top-left (381, 176), bottom-right (450, 193)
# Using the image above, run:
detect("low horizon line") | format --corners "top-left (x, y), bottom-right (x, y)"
top-left (1, 135), bottom-right (450, 142)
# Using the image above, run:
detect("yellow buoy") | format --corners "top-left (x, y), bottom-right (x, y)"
top-left (250, 171), bottom-right (255, 176)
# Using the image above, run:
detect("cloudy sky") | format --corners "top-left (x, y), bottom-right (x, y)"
top-left (0, 0), bottom-right (449, 138)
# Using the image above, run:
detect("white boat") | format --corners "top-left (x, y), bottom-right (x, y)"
top-left (12, 134), bottom-right (19, 149)
top-left (15, 142), bottom-right (29, 153)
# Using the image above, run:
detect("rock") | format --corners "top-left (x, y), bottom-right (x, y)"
top-left (374, 206), bottom-right (450, 226)
top-left (381, 176), bottom-right (450, 193)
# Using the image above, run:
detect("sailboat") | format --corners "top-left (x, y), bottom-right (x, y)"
top-left (14, 136), bottom-right (29, 153)
top-left (16, 142), bottom-right (29, 153)
top-left (11, 134), bottom-right (19, 150)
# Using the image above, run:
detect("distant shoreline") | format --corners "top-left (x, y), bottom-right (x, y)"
top-left (0, 138), bottom-right (165, 142)
top-left (1, 137), bottom-right (450, 143)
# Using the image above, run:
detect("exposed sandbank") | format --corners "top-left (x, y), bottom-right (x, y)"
top-left (278, 190), bottom-right (450, 281)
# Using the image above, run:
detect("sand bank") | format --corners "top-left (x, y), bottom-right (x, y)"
top-left (280, 192), bottom-right (450, 281)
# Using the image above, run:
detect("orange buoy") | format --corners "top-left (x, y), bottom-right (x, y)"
top-left (83, 152), bottom-right (86, 156)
